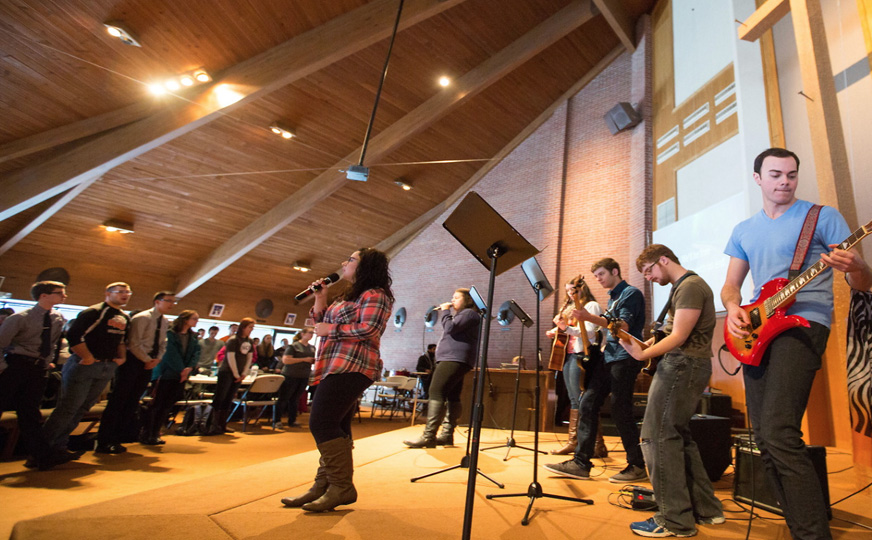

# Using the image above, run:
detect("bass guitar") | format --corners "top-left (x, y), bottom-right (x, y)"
top-left (724, 219), bottom-right (872, 366)
top-left (604, 315), bottom-right (661, 376)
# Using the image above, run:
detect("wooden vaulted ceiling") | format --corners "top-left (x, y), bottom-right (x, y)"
top-left (0, 0), bottom-right (654, 306)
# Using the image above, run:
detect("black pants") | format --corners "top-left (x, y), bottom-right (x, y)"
top-left (308, 372), bottom-right (371, 444)
top-left (212, 370), bottom-right (241, 411)
top-left (277, 376), bottom-right (308, 424)
top-left (429, 361), bottom-right (470, 403)
top-left (144, 378), bottom-right (183, 438)
top-left (0, 355), bottom-right (51, 458)
top-left (98, 355), bottom-right (152, 445)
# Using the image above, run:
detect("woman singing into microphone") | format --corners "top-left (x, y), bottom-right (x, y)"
top-left (404, 288), bottom-right (481, 448)
top-left (281, 248), bottom-right (393, 512)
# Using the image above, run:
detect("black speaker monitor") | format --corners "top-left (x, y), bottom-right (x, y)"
top-left (604, 102), bottom-right (642, 135)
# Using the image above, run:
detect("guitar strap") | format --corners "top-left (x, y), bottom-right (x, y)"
top-left (789, 204), bottom-right (823, 280)
top-left (655, 271), bottom-right (697, 328)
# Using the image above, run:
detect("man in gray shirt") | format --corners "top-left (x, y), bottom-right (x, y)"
top-left (198, 326), bottom-right (224, 374)
top-left (0, 281), bottom-right (78, 470)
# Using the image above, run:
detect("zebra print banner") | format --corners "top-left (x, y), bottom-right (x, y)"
top-left (847, 290), bottom-right (872, 437)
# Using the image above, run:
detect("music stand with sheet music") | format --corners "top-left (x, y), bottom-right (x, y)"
top-left (480, 299), bottom-right (544, 460)
top-left (441, 192), bottom-right (539, 540)
top-left (410, 285), bottom-right (503, 489)
top-left (487, 256), bottom-right (593, 525)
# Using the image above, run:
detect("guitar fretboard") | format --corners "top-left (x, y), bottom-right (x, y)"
top-left (763, 220), bottom-right (871, 316)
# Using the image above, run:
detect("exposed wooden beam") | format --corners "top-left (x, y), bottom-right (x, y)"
top-left (592, 0), bottom-right (636, 52)
top-left (0, 177), bottom-right (100, 257)
top-left (174, 0), bottom-right (597, 298)
top-left (0, 102), bottom-right (157, 165)
top-left (0, 0), bottom-right (465, 222)
top-left (738, 0), bottom-right (790, 42)
top-left (380, 45), bottom-right (625, 258)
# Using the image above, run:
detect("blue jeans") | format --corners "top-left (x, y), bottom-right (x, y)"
top-left (744, 324), bottom-right (831, 540)
top-left (42, 354), bottom-right (118, 449)
top-left (562, 354), bottom-right (582, 410)
top-left (641, 353), bottom-right (722, 535)
top-left (574, 357), bottom-right (643, 469)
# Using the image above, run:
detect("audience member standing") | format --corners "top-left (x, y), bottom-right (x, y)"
top-left (97, 291), bottom-right (174, 453)
top-left (256, 334), bottom-right (275, 371)
top-left (42, 283), bottom-right (132, 453)
top-left (209, 318), bottom-right (255, 434)
top-left (277, 327), bottom-right (315, 428)
top-left (197, 326), bottom-right (223, 374)
top-left (141, 310), bottom-right (201, 445)
top-left (0, 281), bottom-right (77, 470)
top-left (219, 324), bottom-right (239, 343)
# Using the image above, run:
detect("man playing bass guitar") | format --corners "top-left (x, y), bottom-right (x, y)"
top-left (722, 148), bottom-right (872, 540)
top-left (620, 244), bottom-right (724, 538)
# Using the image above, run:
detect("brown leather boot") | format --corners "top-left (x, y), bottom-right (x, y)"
top-left (302, 437), bottom-right (357, 512)
top-left (281, 455), bottom-right (327, 507)
top-left (593, 422), bottom-right (608, 458)
top-left (551, 409), bottom-right (578, 455)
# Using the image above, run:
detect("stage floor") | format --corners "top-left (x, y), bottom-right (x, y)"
top-left (9, 425), bottom-right (872, 539)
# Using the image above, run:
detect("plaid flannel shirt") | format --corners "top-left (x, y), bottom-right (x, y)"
top-left (310, 288), bottom-right (393, 384)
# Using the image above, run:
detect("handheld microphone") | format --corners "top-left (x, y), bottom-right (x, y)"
top-left (294, 273), bottom-right (340, 303)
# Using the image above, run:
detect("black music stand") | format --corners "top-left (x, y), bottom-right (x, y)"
top-left (410, 286), bottom-right (503, 489)
top-left (487, 256), bottom-right (593, 525)
top-left (481, 300), bottom-right (545, 460)
top-left (441, 192), bottom-right (539, 540)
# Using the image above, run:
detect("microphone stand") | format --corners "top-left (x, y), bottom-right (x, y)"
top-left (487, 261), bottom-right (592, 525)
top-left (481, 305), bottom-right (544, 460)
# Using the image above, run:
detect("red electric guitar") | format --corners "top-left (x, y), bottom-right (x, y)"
top-left (724, 219), bottom-right (872, 366)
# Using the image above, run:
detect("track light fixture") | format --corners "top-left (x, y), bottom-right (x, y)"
top-left (292, 261), bottom-right (312, 272)
top-left (269, 122), bottom-right (296, 140)
top-left (102, 219), bottom-right (135, 234)
top-left (104, 21), bottom-right (141, 47)
top-left (394, 178), bottom-right (412, 191)
top-left (148, 68), bottom-right (212, 96)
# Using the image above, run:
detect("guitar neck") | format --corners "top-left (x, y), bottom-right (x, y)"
top-left (611, 326), bottom-right (648, 350)
top-left (767, 219), bottom-right (872, 312)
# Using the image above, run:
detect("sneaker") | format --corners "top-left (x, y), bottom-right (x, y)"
top-left (630, 518), bottom-right (697, 537)
top-left (696, 515), bottom-right (725, 525)
top-left (273, 422), bottom-right (285, 430)
top-left (543, 459), bottom-right (590, 479)
top-left (610, 464), bottom-right (648, 483)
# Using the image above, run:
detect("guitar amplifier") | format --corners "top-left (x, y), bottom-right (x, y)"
top-left (733, 443), bottom-right (831, 518)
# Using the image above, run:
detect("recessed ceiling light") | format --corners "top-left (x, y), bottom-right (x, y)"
top-left (103, 219), bottom-right (135, 234)
top-left (180, 75), bottom-right (194, 86)
top-left (394, 179), bottom-right (412, 191)
top-left (148, 83), bottom-right (166, 96)
top-left (269, 122), bottom-right (296, 140)
top-left (103, 21), bottom-right (141, 47)
top-left (164, 79), bottom-right (180, 91)
top-left (438, 76), bottom-right (450, 87)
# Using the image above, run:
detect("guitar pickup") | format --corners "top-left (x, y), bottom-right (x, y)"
top-left (749, 308), bottom-right (761, 328)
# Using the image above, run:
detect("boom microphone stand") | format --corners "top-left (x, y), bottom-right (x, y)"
top-left (410, 287), bottom-right (503, 488)
top-left (487, 256), bottom-right (593, 525)
top-left (481, 300), bottom-right (545, 460)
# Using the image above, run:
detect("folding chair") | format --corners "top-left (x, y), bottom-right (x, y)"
top-left (370, 375), bottom-right (408, 419)
top-left (229, 374), bottom-right (285, 431)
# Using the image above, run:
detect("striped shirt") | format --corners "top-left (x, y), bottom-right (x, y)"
top-left (310, 288), bottom-right (392, 384)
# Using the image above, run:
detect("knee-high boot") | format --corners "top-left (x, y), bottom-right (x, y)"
top-left (551, 408), bottom-right (579, 455)
top-left (436, 401), bottom-right (462, 446)
top-left (302, 437), bottom-right (357, 512)
top-left (281, 454), bottom-right (327, 507)
top-left (403, 400), bottom-right (444, 448)
top-left (593, 419), bottom-right (608, 458)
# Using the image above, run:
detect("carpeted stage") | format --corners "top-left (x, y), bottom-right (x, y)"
top-left (7, 425), bottom-right (872, 539)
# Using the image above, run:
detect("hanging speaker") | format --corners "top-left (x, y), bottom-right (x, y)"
top-left (604, 102), bottom-right (642, 135)
top-left (255, 299), bottom-right (274, 318)
top-left (496, 300), bottom-right (515, 326)
top-left (424, 306), bottom-right (438, 327)
top-left (37, 267), bottom-right (71, 285)
top-left (394, 307), bottom-right (407, 328)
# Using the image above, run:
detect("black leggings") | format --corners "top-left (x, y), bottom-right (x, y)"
top-left (429, 361), bottom-right (471, 402)
top-left (308, 372), bottom-right (372, 444)
top-left (212, 370), bottom-right (242, 411)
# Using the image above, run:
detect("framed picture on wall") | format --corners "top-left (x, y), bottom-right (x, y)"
top-left (304, 318), bottom-right (315, 327)
top-left (209, 303), bottom-right (225, 318)
top-left (284, 313), bottom-right (297, 326)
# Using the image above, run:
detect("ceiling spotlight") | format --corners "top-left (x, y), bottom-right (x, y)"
top-left (103, 21), bottom-right (141, 47)
top-left (147, 83), bottom-right (166, 96)
top-left (164, 79), bottom-right (180, 91)
top-left (438, 76), bottom-right (450, 87)
top-left (394, 179), bottom-right (412, 191)
top-left (292, 261), bottom-right (312, 273)
top-left (180, 75), bottom-right (194, 86)
top-left (269, 122), bottom-right (295, 140)
top-left (194, 70), bottom-right (211, 83)
top-left (102, 219), bottom-right (135, 234)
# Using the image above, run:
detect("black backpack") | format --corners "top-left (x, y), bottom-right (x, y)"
top-left (176, 404), bottom-right (213, 436)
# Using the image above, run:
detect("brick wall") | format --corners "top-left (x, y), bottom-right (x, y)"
top-left (381, 28), bottom-right (653, 373)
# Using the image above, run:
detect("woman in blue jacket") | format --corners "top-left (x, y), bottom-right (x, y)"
top-left (140, 310), bottom-right (201, 445)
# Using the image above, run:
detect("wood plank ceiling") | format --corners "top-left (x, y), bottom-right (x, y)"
top-left (0, 0), bottom-right (654, 309)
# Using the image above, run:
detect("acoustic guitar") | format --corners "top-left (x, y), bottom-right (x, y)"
top-left (604, 315), bottom-right (661, 376)
top-left (724, 218), bottom-right (872, 366)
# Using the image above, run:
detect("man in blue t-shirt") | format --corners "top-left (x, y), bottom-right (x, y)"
top-left (722, 148), bottom-right (871, 540)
